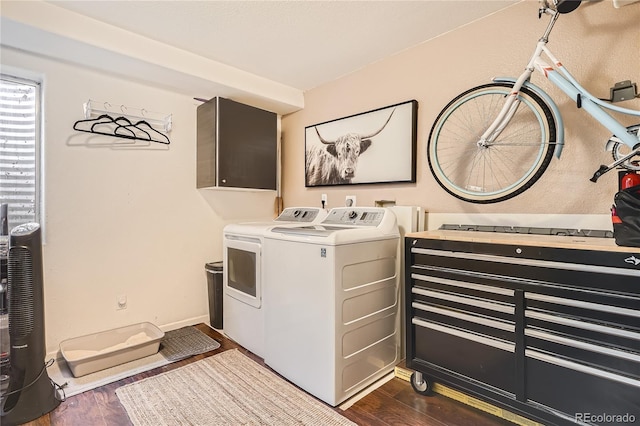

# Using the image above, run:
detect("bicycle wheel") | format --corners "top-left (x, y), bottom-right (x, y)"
top-left (428, 83), bottom-right (556, 203)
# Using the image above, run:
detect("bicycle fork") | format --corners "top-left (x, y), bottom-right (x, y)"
top-left (480, 55), bottom-right (539, 148)
top-left (477, 95), bottom-right (522, 148)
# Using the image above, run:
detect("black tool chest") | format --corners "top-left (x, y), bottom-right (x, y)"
top-left (405, 231), bottom-right (640, 425)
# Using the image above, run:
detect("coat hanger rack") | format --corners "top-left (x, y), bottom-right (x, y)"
top-left (72, 100), bottom-right (172, 144)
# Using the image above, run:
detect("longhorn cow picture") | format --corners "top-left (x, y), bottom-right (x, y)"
top-left (304, 100), bottom-right (418, 187)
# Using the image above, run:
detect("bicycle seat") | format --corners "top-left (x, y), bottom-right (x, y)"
top-left (557, 0), bottom-right (581, 14)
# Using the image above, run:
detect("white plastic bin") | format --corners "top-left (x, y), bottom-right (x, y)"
top-left (60, 322), bottom-right (164, 377)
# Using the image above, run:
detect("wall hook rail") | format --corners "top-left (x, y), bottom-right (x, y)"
top-left (73, 114), bottom-right (171, 145)
top-left (73, 99), bottom-right (172, 145)
top-left (83, 99), bottom-right (172, 133)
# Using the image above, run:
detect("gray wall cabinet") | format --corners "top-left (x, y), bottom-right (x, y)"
top-left (197, 97), bottom-right (277, 190)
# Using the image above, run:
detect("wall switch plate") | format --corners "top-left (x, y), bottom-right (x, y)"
top-left (345, 195), bottom-right (356, 207)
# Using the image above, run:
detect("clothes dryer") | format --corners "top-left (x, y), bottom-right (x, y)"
top-left (222, 207), bottom-right (326, 358)
top-left (263, 207), bottom-right (400, 406)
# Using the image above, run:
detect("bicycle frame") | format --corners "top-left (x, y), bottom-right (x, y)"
top-left (481, 6), bottom-right (640, 162)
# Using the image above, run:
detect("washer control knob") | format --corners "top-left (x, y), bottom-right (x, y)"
top-left (293, 210), bottom-right (301, 217)
top-left (348, 210), bottom-right (358, 219)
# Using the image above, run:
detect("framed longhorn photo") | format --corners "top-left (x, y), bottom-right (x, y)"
top-left (304, 100), bottom-right (418, 187)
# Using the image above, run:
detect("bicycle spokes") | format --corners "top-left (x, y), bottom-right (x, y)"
top-left (428, 83), bottom-right (556, 203)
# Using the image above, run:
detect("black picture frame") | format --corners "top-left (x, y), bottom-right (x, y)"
top-left (304, 100), bottom-right (418, 187)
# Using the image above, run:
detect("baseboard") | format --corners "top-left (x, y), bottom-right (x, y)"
top-left (159, 315), bottom-right (210, 332)
top-left (394, 366), bottom-right (542, 426)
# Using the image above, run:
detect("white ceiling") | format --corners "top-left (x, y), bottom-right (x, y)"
top-left (45, 0), bottom-right (517, 92)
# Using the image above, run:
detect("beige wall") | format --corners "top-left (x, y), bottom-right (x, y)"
top-left (1, 47), bottom-right (276, 353)
top-left (1, 0), bottom-right (638, 353)
top-left (282, 1), bottom-right (640, 216)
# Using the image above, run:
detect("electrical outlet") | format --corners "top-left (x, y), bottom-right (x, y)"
top-left (321, 193), bottom-right (328, 207)
top-left (116, 294), bottom-right (127, 310)
top-left (345, 195), bottom-right (356, 207)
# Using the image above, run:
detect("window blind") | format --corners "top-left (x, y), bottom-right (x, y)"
top-left (0, 76), bottom-right (40, 229)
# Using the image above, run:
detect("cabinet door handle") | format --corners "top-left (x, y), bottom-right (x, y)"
top-left (412, 318), bottom-right (515, 352)
top-left (526, 349), bottom-right (640, 389)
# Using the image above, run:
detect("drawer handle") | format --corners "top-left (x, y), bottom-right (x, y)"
top-left (413, 302), bottom-right (515, 332)
top-left (412, 318), bottom-right (515, 352)
top-left (411, 272), bottom-right (514, 296)
top-left (525, 328), bottom-right (640, 363)
top-left (411, 248), bottom-right (640, 277)
top-left (526, 349), bottom-right (640, 389)
top-left (412, 288), bottom-right (514, 314)
top-left (526, 310), bottom-right (640, 341)
top-left (526, 293), bottom-right (640, 319)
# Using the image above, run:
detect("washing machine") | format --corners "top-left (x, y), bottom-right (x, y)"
top-left (223, 207), bottom-right (327, 358)
top-left (263, 207), bottom-right (400, 406)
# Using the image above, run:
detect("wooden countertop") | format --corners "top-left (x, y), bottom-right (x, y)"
top-left (406, 230), bottom-right (640, 253)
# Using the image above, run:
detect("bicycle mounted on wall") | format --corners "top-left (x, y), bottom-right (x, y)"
top-left (427, 0), bottom-right (640, 204)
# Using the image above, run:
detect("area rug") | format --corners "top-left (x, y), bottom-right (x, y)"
top-left (116, 349), bottom-right (357, 426)
top-left (160, 326), bottom-right (220, 361)
top-left (48, 326), bottom-right (220, 397)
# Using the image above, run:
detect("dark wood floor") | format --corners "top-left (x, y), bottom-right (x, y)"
top-left (25, 324), bottom-right (513, 426)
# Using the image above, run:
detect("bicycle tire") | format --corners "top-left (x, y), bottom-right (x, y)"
top-left (428, 83), bottom-right (556, 203)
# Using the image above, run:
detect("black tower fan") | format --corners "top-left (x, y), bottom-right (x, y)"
top-left (1, 204), bottom-right (7, 313)
top-left (0, 223), bottom-right (60, 425)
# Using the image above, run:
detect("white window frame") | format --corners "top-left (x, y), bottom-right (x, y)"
top-left (0, 73), bottom-right (42, 231)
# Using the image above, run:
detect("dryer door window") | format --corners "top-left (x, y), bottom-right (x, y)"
top-left (228, 248), bottom-right (257, 296)
top-left (224, 238), bottom-right (261, 308)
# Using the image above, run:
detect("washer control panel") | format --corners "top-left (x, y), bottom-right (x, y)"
top-left (322, 208), bottom-right (385, 226)
top-left (275, 208), bottom-right (321, 222)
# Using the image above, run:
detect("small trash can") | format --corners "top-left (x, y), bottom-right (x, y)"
top-left (205, 261), bottom-right (224, 329)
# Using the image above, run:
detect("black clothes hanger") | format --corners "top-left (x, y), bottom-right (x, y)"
top-left (130, 120), bottom-right (171, 144)
top-left (73, 114), bottom-right (170, 144)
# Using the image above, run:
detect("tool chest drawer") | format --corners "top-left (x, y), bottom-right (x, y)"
top-left (405, 232), bottom-right (640, 426)
top-left (525, 352), bottom-right (640, 418)
top-left (412, 317), bottom-right (516, 394)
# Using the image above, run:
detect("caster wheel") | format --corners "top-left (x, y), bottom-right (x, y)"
top-left (410, 372), bottom-right (432, 396)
